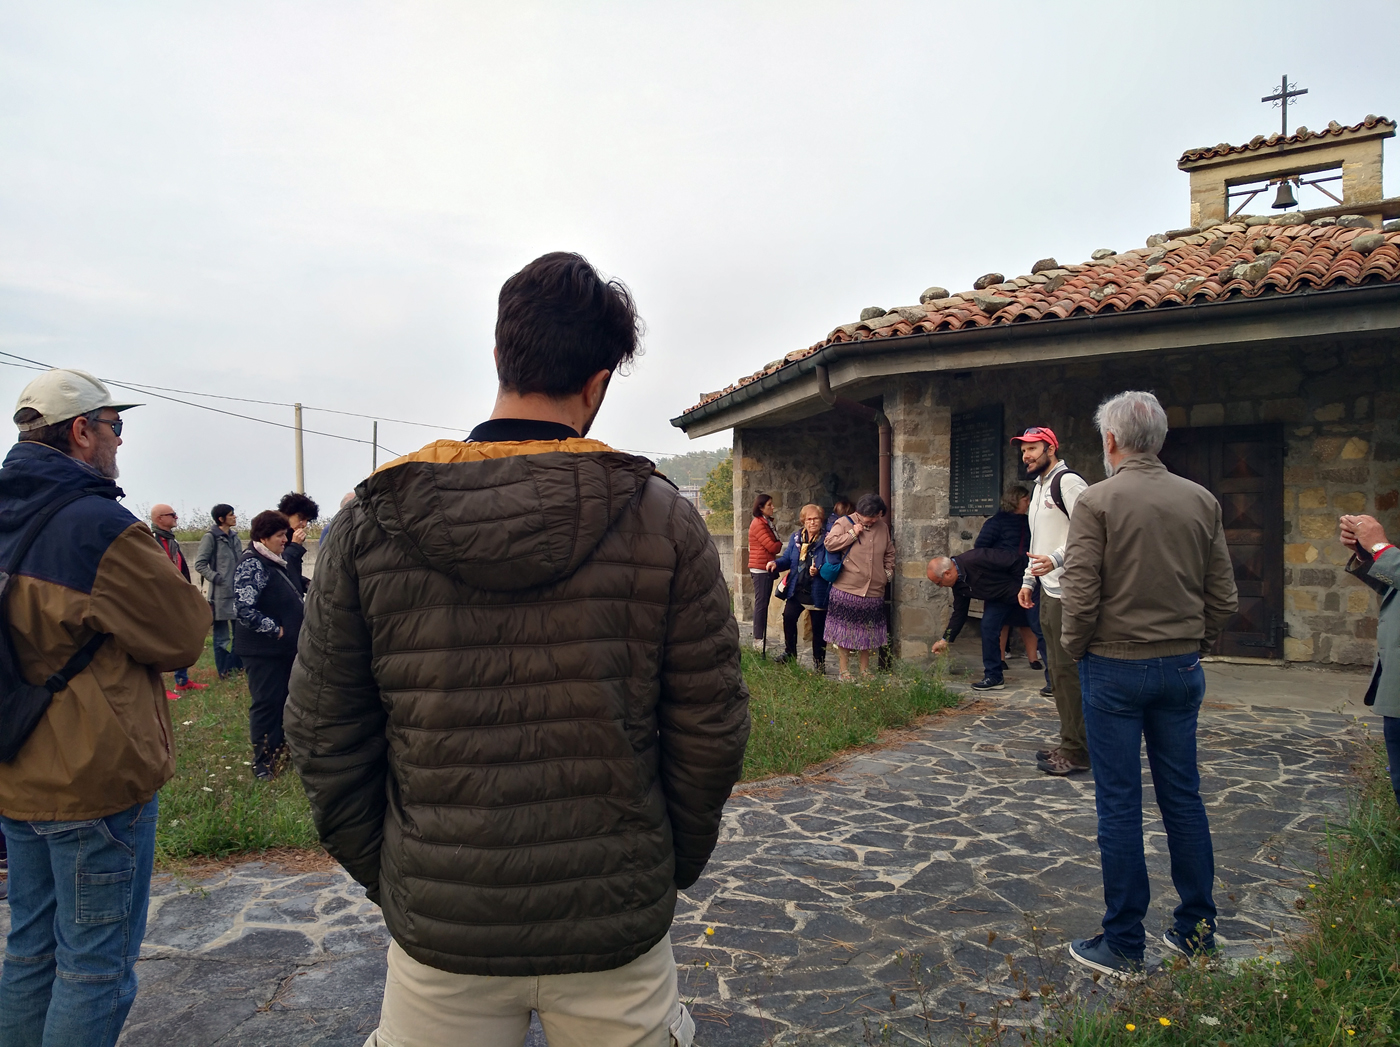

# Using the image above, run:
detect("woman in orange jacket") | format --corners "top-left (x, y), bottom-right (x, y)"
top-left (747, 493), bottom-right (783, 650)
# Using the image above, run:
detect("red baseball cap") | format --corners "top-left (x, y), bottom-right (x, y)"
top-left (1011, 426), bottom-right (1059, 450)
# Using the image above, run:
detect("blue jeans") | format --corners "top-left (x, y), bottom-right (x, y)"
top-left (1080, 651), bottom-right (1216, 960)
top-left (0, 797), bottom-right (159, 1047)
top-left (212, 617), bottom-right (242, 677)
top-left (1383, 717), bottom-right (1400, 811)
top-left (980, 599), bottom-right (1017, 681)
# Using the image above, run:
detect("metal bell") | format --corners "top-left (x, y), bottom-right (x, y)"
top-left (1271, 179), bottom-right (1298, 210)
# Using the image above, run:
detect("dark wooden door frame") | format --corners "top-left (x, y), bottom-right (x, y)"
top-left (1160, 424), bottom-right (1285, 659)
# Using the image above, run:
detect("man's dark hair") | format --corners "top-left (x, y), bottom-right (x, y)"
top-left (211, 503), bottom-right (235, 524)
top-left (856, 493), bottom-right (887, 518)
top-left (278, 492), bottom-right (320, 522)
top-left (752, 493), bottom-right (772, 519)
top-left (495, 252), bottom-right (641, 397)
top-left (250, 510), bottom-right (291, 543)
top-left (15, 408), bottom-right (92, 454)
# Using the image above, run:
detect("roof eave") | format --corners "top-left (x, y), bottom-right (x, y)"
top-left (672, 282), bottom-right (1400, 436)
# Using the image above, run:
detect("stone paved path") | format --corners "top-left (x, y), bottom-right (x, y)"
top-left (0, 664), bottom-right (1364, 1046)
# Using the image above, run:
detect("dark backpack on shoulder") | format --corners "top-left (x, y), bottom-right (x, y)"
top-left (1049, 469), bottom-right (1085, 516)
top-left (0, 488), bottom-right (110, 763)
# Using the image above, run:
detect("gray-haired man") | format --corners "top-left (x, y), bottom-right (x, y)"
top-left (1058, 390), bottom-right (1237, 977)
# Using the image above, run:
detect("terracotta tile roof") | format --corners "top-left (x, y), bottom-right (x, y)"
top-left (683, 220), bottom-right (1400, 415)
top-left (1178, 115), bottom-right (1394, 164)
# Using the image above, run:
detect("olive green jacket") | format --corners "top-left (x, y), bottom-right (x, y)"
top-left (284, 438), bottom-right (749, 977)
top-left (1346, 546), bottom-right (1400, 717)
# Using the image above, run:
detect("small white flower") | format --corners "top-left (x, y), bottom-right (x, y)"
top-left (1198, 1016), bottom-right (1220, 1027)
top-left (182, 720), bottom-right (193, 726)
top-left (202, 786), bottom-right (214, 793)
top-left (243, 761), bottom-right (252, 766)
top-left (169, 820), bottom-right (180, 827)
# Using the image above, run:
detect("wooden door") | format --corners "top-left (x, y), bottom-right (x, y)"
top-left (1159, 424), bottom-right (1284, 658)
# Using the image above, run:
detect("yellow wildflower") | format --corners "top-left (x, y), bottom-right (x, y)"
top-left (1125, 1023), bottom-right (1136, 1031)
top-left (1158, 1017), bottom-right (1171, 1027)
top-left (704, 927), bottom-right (714, 936)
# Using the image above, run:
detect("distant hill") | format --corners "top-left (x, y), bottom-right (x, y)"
top-left (654, 448), bottom-right (731, 486)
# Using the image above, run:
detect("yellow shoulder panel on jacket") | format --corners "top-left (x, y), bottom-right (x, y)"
top-left (374, 438), bottom-right (620, 475)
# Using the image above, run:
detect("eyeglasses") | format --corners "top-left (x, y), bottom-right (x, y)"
top-left (158, 512), bottom-right (178, 519)
top-left (90, 417), bottom-right (123, 437)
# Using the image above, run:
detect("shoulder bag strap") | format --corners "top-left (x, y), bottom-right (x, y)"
top-left (5, 487), bottom-right (105, 576)
top-left (4, 487), bottom-right (111, 692)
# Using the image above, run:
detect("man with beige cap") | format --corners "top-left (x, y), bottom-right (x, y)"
top-left (0, 368), bottom-right (210, 1046)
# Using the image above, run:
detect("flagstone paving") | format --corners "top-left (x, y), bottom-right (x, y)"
top-left (0, 663), bottom-right (1365, 1046)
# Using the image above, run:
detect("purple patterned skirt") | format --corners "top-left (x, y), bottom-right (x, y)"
top-left (824, 588), bottom-right (888, 651)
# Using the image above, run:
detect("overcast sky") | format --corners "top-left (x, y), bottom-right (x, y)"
top-left (3, 1), bottom-right (1398, 525)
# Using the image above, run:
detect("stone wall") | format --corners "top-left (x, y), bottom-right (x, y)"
top-left (884, 335), bottom-right (1399, 666)
top-left (732, 410), bottom-right (880, 620)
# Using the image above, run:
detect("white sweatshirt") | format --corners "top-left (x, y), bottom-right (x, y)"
top-left (1022, 460), bottom-right (1088, 599)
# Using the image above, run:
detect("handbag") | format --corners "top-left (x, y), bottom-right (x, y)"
top-left (818, 517), bottom-right (852, 583)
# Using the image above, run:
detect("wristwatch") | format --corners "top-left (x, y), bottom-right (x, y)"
top-left (1372, 542), bottom-right (1391, 555)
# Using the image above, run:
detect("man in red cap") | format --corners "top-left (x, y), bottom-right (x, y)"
top-left (1012, 426), bottom-right (1091, 776)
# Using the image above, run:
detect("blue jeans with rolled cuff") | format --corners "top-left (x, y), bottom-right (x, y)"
top-left (0, 796), bottom-right (159, 1047)
top-left (1079, 651), bottom-right (1216, 961)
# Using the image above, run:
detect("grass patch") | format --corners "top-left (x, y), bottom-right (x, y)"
top-left (156, 643), bottom-right (317, 863)
top-left (157, 644), bottom-right (958, 858)
top-left (969, 735), bottom-right (1400, 1047)
top-left (739, 649), bottom-right (958, 781)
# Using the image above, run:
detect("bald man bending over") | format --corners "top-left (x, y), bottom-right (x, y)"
top-left (151, 504), bottom-right (207, 698)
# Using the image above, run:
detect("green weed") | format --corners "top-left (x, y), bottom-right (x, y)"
top-left (156, 643), bottom-right (317, 862)
top-left (739, 649), bottom-right (957, 781)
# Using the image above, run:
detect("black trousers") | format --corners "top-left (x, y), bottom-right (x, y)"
top-left (751, 572), bottom-right (776, 641)
top-left (782, 598), bottom-right (827, 665)
top-left (242, 653), bottom-right (296, 772)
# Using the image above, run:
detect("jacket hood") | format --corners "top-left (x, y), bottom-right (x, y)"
top-left (0, 441), bottom-right (123, 538)
top-left (358, 439), bottom-right (658, 592)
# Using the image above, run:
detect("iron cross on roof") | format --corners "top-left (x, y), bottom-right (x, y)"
top-left (1261, 74), bottom-right (1308, 137)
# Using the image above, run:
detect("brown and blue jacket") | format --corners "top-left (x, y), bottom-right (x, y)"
top-left (0, 442), bottom-right (211, 821)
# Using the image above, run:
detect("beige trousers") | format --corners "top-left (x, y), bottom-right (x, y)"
top-left (363, 933), bottom-right (695, 1047)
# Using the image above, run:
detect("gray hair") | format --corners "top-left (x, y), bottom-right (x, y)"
top-left (1094, 390), bottom-right (1168, 455)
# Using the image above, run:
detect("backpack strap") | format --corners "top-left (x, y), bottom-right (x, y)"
top-left (5, 487), bottom-right (108, 575)
top-left (1049, 469), bottom-right (1084, 516)
top-left (43, 631), bottom-right (107, 693)
top-left (4, 486), bottom-right (112, 693)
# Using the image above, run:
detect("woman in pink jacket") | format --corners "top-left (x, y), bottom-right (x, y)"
top-left (823, 493), bottom-right (895, 680)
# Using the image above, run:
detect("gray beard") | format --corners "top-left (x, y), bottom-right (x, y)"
top-left (1102, 452), bottom-right (1114, 477)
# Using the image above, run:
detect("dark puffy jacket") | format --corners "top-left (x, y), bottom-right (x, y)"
top-left (974, 510), bottom-right (1029, 553)
top-left (284, 437), bottom-right (749, 977)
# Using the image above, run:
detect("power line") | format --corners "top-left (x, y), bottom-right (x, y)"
top-left (0, 350), bottom-right (405, 455)
top-left (1, 352), bottom-right (710, 461)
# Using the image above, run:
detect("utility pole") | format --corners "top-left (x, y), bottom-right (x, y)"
top-left (372, 420), bottom-right (378, 471)
top-left (294, 403), bottom-right (304, 493)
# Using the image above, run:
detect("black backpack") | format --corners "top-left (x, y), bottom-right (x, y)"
top-left (0, 488), bottom-right (110, 763)
top-left (1049, 469), bottom-right (1084, 516)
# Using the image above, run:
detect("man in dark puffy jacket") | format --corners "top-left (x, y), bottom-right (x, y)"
top-left (285, 252), bottom-right (748, 1047)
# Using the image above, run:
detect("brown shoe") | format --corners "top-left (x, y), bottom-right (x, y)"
top-left (1037, 750), bottom-right (1090, 776)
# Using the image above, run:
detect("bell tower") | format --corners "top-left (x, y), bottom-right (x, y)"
top-left (1177, 116), bottom-right (1396, 227)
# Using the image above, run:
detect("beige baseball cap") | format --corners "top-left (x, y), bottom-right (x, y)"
top-left (13, 369), bottom-right (142, 431)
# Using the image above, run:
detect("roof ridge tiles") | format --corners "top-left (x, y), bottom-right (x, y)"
top-left (1178, 114), bottom-right (1395, 163)
top-left (679, 230), bottom-right (1400, 416)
